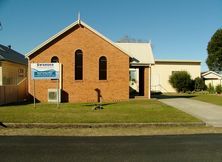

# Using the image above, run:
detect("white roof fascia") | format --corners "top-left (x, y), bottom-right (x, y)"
top-left (130, 63), bottom-right (151, 67)
top-left (80, 21), bottom-right (132, 58)
top-left (26, 20), bottom-right (132, 58)
top-left (155, 59), bottom-right (201, 63)
top-left (26, 21), bottom-right (78, 57)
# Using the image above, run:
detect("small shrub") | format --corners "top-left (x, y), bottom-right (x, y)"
top-left (169, 71), bottom-right (192, 93)
top-left (215, 85), bottom-right (222, 94)
top-left (185, 91), bottom-right (192, 94)
top-left (189, 79), bottom-right (195, 92)
top-left (194, 77), bottom-right (207, 91)
top-left (195, 90), bottom-right (209, 95)
top-left (208, 83), bottom-right (215, 94)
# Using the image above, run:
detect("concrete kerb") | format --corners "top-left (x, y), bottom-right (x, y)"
top-left (2, 122), bottom-right (206, 129)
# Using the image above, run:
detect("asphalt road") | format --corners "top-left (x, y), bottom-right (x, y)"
top-left (1, 134), bottom-right (222, 162)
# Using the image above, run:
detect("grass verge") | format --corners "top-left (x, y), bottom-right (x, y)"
top-left (1, 126), bottom-right (222, 136)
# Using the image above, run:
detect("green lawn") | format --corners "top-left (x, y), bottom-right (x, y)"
top-left (154, 93), bottom-right (222, 106)
top-left (0, 100), bottom-right (199, 123)
top-left (192, 94), bottom-right (222, 106)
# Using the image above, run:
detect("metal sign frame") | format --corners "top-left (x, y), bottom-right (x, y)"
top-left (31, 63), bottom-right (60, 80)
top-left (31, 63), bottom-right (60, 108)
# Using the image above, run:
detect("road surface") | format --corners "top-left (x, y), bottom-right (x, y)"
top-left (1, 134), bottom-right (222, 162)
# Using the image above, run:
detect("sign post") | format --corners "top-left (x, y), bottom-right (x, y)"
top-left (31, 63), bottom-right (60, 108)
top-left (57, 76), bottom-right (59, 108)
top-left (33, 79), bottom-right (36, 108)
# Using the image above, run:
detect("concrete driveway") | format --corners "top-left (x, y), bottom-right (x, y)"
top-left (159, 98), bottom-right (222, 127)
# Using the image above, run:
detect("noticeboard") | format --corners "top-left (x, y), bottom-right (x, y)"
top-left (31, 63), bottom-right (59, 80)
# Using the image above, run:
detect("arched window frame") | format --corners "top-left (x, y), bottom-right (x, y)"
top-left (99, 56), bottom-right (107, 80)
top-left (51, 56), bottom-right (59, 63)
top-left (75, 49), bottom-right (83, 80)
top-left (50, 56), bottom-right (59, 81)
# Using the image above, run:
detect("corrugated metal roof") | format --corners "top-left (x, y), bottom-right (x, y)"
top-left (0, 44), bottom-right (27, 65)
top-left (0, 47), bottom-right (5, 51)
top-left (115, 43), bottom-right (155, 65)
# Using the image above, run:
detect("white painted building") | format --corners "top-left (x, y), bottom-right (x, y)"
top-left (202, 71), bottom-right (222, 87)
top-left (115, 43), bottom-right (155, 95)
top-left (151, 59), bottom-right (201, 93)
top-left (112, 43), bottom-right (202, 94)
top-left (0, 44), bottom-right (27, 85)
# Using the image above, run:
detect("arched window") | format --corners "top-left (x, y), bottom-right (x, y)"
top-left (51, 56), bottom-right (59, 63)
top-left (50, 56), bottom-right (59, 80)
top-left (99, 56), bottom-right (107, 80)
top-left (75, 49), bottom-right (83, 80)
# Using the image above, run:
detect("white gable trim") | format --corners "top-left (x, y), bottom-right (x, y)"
top-left (202, 71), bottom-right (222, 79)
top-left (26, 20), bottom-right (131, 58)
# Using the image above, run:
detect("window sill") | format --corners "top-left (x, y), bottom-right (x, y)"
top-left (72, 80), bottom-right (109, 83)
top-left (74, 80), bottom-right (84, 82)
top-left (99, 80), bottom-right (109, 82)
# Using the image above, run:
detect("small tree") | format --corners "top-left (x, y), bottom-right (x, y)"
top-left (169, 71), bottom-right (192, 93)
top-left (206, 28), bottom-right (222, 72)
top-left (194, 77), bottom-right (207, 91)
top-left (215, 85), bottom-right (222, 94)
top-left (117, 35), bottom-right (148, 43)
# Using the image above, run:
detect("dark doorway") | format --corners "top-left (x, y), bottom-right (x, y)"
top-left (129, 66), bottom-right (146, 98)
top-left (139, 67), bottom-right (144, 96)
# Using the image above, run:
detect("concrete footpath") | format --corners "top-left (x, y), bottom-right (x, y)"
top-left (159, 98), bottom-right (222, 127)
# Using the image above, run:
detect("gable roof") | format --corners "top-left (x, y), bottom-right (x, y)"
top-left (201, 71), bottom-right (222, 79)
top-left (115, 42), bottom-right (155, 65)
top-left (26, 20), bottom-right (131, 58)
top-left (0, 44), bottom-right (27, 65)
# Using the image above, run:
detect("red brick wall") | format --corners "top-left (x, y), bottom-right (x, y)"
top-left (28, 25), bottom-right (130, 103)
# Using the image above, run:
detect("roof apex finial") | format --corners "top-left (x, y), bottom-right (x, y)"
top-left (78, 12), bottom-right (81, 20)
top-left (77, 12), bottom-right (81, 24)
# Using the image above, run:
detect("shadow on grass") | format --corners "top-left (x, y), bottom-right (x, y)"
top-left (83, 103), bottom-right (117, 107)
top-left (0, 100), bottom-right (33, 107)
top-left (152, 94), bottom-right (195, 99)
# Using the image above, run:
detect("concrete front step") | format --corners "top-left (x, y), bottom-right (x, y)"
top-left (134, 96), bottom-right (149, 99)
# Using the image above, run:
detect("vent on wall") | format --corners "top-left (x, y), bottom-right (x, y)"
top-left (48, 89), bottom-right (61, 103)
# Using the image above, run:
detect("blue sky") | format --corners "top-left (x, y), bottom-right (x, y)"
top-left (0, 0), bottom-right (221, 71)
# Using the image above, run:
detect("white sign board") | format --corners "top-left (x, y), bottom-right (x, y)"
top-left (31, 63), bottom-right (60, 80)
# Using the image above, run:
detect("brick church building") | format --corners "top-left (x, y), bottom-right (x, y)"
top-left (26, 19), bottom-right (154, 103)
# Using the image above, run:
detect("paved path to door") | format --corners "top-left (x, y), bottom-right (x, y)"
top-left (159, 98), bottom-right (222, 127)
